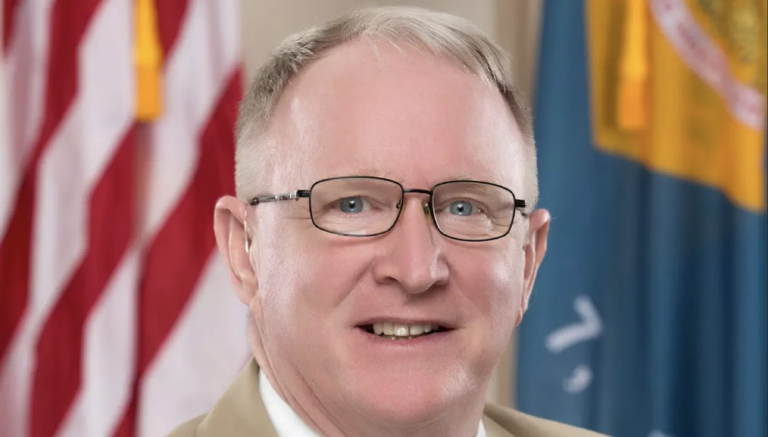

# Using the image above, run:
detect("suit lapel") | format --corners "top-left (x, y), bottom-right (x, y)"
top-left (482, 415), bottom-right (516, 437)
top-left (196, 359), bottom-right (279, 437)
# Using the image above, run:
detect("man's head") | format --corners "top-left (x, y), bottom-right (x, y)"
top-left (214, 6), bottom-right (550, 436)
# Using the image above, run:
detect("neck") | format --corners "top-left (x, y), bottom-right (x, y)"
top-left (257, 360), bottom-right (486, 437)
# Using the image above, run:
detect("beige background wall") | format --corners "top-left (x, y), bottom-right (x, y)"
top-left (241, 0), bottom-right (543, 408)
top-left (241, 0), bottom-right (542, 107)
top-left (0, 0), bottom-right (542, 409)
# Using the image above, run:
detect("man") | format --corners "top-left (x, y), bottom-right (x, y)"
top-left (170, 6), bottom-right (606, 437)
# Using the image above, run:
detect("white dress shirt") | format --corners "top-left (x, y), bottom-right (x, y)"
top-left (259, 371), bottom-right (486, 437)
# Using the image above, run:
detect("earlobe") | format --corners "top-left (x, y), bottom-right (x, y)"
top-left (515, 307), bottom-right (524, 326)
top-left (214, 196), bottom-right (259, 305)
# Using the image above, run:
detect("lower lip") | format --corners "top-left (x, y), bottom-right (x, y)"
top-left (353, 327), bottom-right (455, 351)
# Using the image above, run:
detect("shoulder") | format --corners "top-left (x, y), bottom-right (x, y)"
top-left (165, 414), bottom-right (206, 437)
top-left (483, 403), bottom-right (610, 437)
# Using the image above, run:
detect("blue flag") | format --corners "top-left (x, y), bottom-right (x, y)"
top-left (515, 1), bottom-right (767, 437)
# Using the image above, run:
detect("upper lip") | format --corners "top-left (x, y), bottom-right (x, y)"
top-left (355, 317), bottom-right (457, 330)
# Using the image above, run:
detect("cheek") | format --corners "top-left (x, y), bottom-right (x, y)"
top-left (459, 245), bottom-right (524, 331)
top-left (255, 224), bottom-right (315, 342)
top-left (256, 239), bottom-right (328, 372)
top-left (257, 228), bottom-right (370, 333)
top-left (295, 236), bottom-right (370, 308)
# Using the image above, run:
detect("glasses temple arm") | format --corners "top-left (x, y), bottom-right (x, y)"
top-left (249, 190), bottom-right (311, 206)
top-left (515, 199), bottom-right (529, 217)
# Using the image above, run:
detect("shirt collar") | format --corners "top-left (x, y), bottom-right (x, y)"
top-left (259, 370), bottom-right (486, 437)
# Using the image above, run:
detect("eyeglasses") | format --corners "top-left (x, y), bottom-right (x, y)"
top-left (248, 176), bottom-right (527, 242)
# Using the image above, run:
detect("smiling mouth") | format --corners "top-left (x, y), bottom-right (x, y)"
top-left (358, 323), bottom-right (451, 340)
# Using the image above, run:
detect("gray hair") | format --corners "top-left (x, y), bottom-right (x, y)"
top-left (235, 6), bottom-right (538, 208)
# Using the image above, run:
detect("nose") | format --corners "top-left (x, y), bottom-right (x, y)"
top-left (372, 196), bottom-right (450, 294)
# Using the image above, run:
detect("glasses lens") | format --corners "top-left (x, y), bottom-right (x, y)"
top-left (432, 181), bottom-right (516, 240)
top-left (310, 177), bottom-right (402, 236)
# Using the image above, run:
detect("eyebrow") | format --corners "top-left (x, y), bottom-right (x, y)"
top-left (328, 170), bottom-right (493, 186)
top-left (342, 168), bottom-right (396, 179)
top-left (439, 173), bottom-right (481, 182)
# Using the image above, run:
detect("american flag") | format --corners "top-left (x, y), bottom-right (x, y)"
top-left (0, 1), bottom-right (249, 436)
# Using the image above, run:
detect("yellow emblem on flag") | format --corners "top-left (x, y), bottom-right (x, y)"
top-left (587, 0), bottom-right (766, 212)
top-left (135, 0), bottom-right (163, 121)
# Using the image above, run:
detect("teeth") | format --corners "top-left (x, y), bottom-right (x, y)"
top-left (371, 322), bottom-right (441, 338)
top-left (393, 324), bottom-right (409, 336)
top-left (382, 323), bottom-right (394, 336)
top-left (409, 324), bottom-right (424, 336)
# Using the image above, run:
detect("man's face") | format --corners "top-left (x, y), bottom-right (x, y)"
top-left (246, 41), bottom-right (537, 426)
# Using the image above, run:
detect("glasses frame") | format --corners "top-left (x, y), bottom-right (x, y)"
top-left (248, 175), bottom-right (527, 242)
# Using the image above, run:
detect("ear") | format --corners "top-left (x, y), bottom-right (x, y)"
top-left (214, 196), bottom-right (259, 306)
top-left (517, 208), bottom-right (551, 325)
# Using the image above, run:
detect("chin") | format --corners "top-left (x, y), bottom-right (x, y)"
top-left (346, 365), bottom-right (469, 425)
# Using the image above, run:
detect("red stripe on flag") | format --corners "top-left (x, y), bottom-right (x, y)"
top-left (0, 0), bottom-right (103, 362)
top-left (29, 128), bottom-right (136, 437)
top-left (2, 0), bottom-right (20, 50)
top-left (0, 176), bottom-right (33, 358)
top-left (113, 70), bottom-right (240, 437)
top-left (155, 0), bottom-right (190, 56)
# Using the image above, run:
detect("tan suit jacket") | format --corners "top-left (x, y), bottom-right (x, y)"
top-left (168, 360), bottom-right (608, 437)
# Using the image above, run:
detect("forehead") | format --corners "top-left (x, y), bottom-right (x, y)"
top-left (265, 39), bottom-right (526, 191)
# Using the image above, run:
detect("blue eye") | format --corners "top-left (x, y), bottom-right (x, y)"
top-left (338, 197), bottom-right (364, 213)
top-left (449, 200), bottom-right (473, 216)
